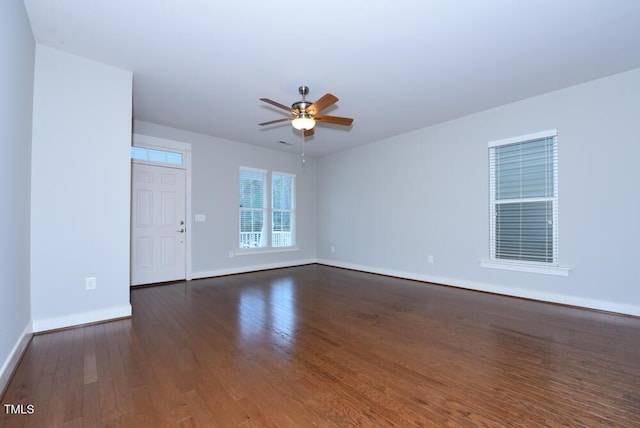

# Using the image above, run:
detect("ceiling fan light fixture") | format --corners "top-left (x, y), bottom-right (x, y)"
top-left (291, 115), bottom-right (316, 131)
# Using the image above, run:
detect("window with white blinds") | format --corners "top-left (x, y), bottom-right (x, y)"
top-left (272, 173), bottom-right (295, 248)
top-left (239, 167), bottom-right (295, 249)
top-left (489, 130), bottom-right (558, 265)
top-left (239, 167), bottom-right (267, 248)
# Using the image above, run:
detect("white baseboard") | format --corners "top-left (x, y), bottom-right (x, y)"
top-left (316, 259), bottom-right (640, 317)
top-left (31, 304), bottom-right (132, 333)
top-left (192, 258), bottom-right (316, 280)
top-left (0, 322), bottom-right (32, 397)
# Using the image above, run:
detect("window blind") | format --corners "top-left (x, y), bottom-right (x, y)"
top-left (272, 173), bottom-right (295, 247)
top-left (239, 167), bottom-right (267, 248)
top-left (489, 131), bottom-right (558, 264)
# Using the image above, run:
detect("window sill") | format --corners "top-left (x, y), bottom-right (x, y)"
top-left (234, 246), bottom-right (299, 257)
top-left (480, 260), bottom-right (570, 276)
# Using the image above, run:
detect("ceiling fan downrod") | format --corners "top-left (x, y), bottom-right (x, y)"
top-left (298, 85), bottom-right (310, 100)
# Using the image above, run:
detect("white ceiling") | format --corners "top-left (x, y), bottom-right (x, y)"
top-left (24, 0), bottom-right (640, 157)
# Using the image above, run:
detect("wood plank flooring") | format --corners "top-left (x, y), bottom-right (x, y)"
top-left (2, 264), bottom-right (640, 427)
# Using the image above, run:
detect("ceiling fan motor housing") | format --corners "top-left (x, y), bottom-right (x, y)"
top-left (292, 101), bottom-right (313, 114)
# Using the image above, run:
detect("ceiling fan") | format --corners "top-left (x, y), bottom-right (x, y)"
top-left (259, 86), bottom-right (353, 137)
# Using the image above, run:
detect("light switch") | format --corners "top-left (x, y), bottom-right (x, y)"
top-left (195, 214), bottom-right (206, 222)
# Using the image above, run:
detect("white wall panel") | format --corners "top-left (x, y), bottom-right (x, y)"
top-left (0, 0), bottom-right (35, 391)
top-left (30, 46), bottom-right (132, 330)
top-left (317, 68), bottom-right (640, 315)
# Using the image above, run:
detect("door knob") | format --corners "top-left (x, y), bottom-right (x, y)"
top-left (177, 229), bottom-right (185, 233)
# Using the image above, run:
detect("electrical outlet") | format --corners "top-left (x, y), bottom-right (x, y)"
top-left (85, 277), bottom-right (97, 290)
top-left (331, 246), bottom-right (335, 253)
top-left (428, 255), bottom-right (434, 264)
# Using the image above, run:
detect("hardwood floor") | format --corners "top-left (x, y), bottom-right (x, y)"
top-left (2, 265), bottom-right (640, 427)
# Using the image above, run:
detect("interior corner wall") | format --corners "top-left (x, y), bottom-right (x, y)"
top-left (30, 45), bottom-right (133, 332)
top-left (0, 0), bottom-right (35, 390)
top-left (317, 68), bottom-right (640, 316)
top-left (132, 121), bottom-right (317, 277)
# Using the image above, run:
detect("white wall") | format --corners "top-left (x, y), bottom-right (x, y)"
top-left (317, 68), bottom-right (640, 316)
top-left (133, 121), bottom-right (317, 277)
top-left (30, 46), bottom-right (133, 331)
top-left (0, 0), bottom-right (35, 391)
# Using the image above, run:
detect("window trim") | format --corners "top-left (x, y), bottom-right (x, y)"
top-left (484, 129), bottom-right (570, 276)
top-left (480, 259), bottom-right (569, 276)
top-left (239, 166), bottom-right (268, 249)
top-left (237, 166), bottom-right (297, 254)
top-left (234, 245), bottom-right (299, 257)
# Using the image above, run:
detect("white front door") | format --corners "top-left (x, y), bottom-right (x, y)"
top-left (131, 163), bottom-right (186, 286)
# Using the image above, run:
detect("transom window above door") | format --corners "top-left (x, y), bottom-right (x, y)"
top-left (131, 146), bottom-right (183, 166)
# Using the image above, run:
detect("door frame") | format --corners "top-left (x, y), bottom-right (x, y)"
top-left (131, 134), bottom-right (192, 281)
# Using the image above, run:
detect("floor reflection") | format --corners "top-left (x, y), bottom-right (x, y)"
top-left (270, 279), bottom-right (296, 346)
top-left (238, 278), bottom-right (297, 350)
top-left (239, 288), bottom-right (266, 338)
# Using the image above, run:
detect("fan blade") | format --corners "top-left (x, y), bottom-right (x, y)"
top-left (259, 117), bottom-right (292, 126)
top-left (306, 93), bottom-right (338, 114)
top-left (259, 98), bottom-right (292, 112)
top-left (314, 114), bottom-right (354, 126)
top-left (303, 128), bottom-right (314, 137)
